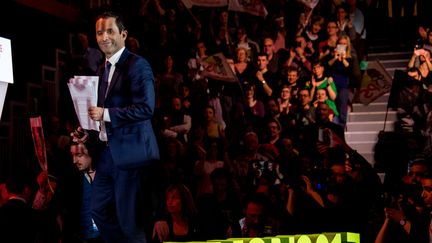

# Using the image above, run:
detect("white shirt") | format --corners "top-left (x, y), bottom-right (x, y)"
top-left (99, 47), bottom-right (125, 141)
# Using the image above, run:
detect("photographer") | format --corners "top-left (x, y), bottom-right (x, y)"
top-left (407, 46), bottom-right (432, 84)
top-left (285, 35), bottom-right (313, 77)
top-left (375, 159), bottom-right (430, 243)
top-left (322, 145), bottom-right (383, 242)
top-left (395, 67), bottom-right (426, 133)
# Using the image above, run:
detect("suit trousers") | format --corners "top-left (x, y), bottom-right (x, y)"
top-left (92, 145), bottom-right (147, 243)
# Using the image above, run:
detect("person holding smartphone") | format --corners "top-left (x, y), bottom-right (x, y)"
top-left (326, 35), bottom-right (353, 127)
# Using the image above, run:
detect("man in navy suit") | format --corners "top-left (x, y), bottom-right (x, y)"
top-left (87, 11), bottom-right (159, 243)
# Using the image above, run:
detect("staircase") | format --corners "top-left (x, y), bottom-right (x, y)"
top-left (345, 50), bottom-right (412, 166)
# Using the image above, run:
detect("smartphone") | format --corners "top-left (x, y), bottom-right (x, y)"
top-left (318, 128), bottom-right (332, 146)
top-left (336, 44), bottom-right (347, 55)
top-left (318, 127), bottom-right (324, 142)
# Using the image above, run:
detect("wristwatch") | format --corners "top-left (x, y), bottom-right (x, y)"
top-left (399, 219), bottom-right (406, 226)
top-left (261, 80), bottom-right (266, 85)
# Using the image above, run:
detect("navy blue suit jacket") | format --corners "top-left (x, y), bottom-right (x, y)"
top-left (98, 48), bottom-right (159, 169)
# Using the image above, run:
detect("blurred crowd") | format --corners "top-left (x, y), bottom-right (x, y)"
top-left (2, 0), bottom-right (432, 242)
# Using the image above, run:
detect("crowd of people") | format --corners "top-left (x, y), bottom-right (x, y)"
top-left (2, 0), bottom-right (432, 242)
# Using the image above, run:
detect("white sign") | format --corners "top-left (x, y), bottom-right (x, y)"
top-left (0, 82), bottom-right (7, 120)
top-left (0, 37), bottom-right (14, 84)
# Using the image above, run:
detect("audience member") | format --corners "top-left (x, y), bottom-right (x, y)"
top-left (285, 35), bottom-right (313, 76)
top-left (160, 96), bottom-right (192, 144)
top-left (262, 37), bottom-right (280, 74)
top-left (254, 52), bottom-right (279, 100)
top-left (0, 174), bottom-right (37, 242)
top-left (152, 184), bottom-right (199, 243)
top-left (310, 60), bottom-right (338, 106)
top-left (236, 193), bottom-right (275, 237)
top-left (319, 20), bottom-right (339, 61)
top-left (234, 47), bottom-right (255, 86)
top-left (235, 26), bottom-right (260, 63)
top-left (196, 168), bottom-right (243, 239)
top-left (69, 130), bottom-right (104, 243)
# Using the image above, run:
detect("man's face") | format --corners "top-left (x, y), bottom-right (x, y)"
top-left (172, 98), bottom-right (182, 110)
top-left (312, 23), bottom-right (322, 34)
top-left (327, 22), bottom-right (338, 36)
top-left (299, 90), bottom-right (311, 105)
top-left (257, 55), bottom-right (268, 70)
top-left (337, 8), bottom-right (348, 20)
top-left (281, 87), bottom-right (291, 100)
top-left (245, 202), bottom-right (263, 228)
top-left (313, 64), bottom-right (324, 77)
top-left (421, 178), bottom-right (432, 208)
top-left (317, 103), bottom-right (330, 121)
top-left (331, 164), bottom-right (347, 184)
top-left (407, 164), bottom-right (427, 184)
top-left (267, 121), bottom-right (280, 138)
top-left (70, 144), bottom-right (92, 172)
top-left (266, 100), bottom-right (279, 117)
top-left (96, 17), bottom-right (127, 58)
top-left (316, 89), bottom-right (328, 102)
top-left (287, 71), bottom-right (298, 83)
top-left (263, 38), bottom-right (274, 55)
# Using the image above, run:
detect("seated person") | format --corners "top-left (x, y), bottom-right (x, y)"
top-left (69, 127), bottom-right (103, 242)
top-left (152, 184), bottom-right (199, 242)
top-left (161, 96), bottom-right (192, 144)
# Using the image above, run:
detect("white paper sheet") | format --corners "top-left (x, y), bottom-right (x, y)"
top-left (68, 76), bottom-right (100, 131)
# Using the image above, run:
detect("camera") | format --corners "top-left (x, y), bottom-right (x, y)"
top-left (415, 43), bottom-right (423, 50)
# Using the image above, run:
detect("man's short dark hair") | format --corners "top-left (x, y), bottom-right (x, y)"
top-left (96, 11), bottom-right (127, 32)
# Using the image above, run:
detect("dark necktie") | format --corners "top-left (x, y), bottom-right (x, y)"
top-left (98, 61), bottom-right (111, 105)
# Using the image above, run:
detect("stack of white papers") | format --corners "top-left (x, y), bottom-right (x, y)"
top-left (68, 76), bottom-right (99, 131)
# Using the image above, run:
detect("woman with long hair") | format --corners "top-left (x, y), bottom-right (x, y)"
top-left (326, 34), bottom-right (352, 126)
top-left (152, 184), bottom-right (199, 243)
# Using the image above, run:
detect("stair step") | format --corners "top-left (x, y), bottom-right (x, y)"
top-left (348, 110), bottom-right (397, 122)
top-left (348, 141), bottom-right (376, 153)
top-left (352, 102), bottom-right (388, 112)
top-left (346, 120), bottom-right (395, 132)
top-left (373, 93), bottom-right (391, 103)
top-left (380, 59), bottom-right (409, 69)
top-left (368, 51), bottom-right (412, 61)
top-left (345, 131), bottom-right (379, 143)
top-left (347, 49), bottom-right (409, 166)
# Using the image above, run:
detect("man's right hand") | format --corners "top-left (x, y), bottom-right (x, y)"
top-left (70, 126), bottom-right (89, 144)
